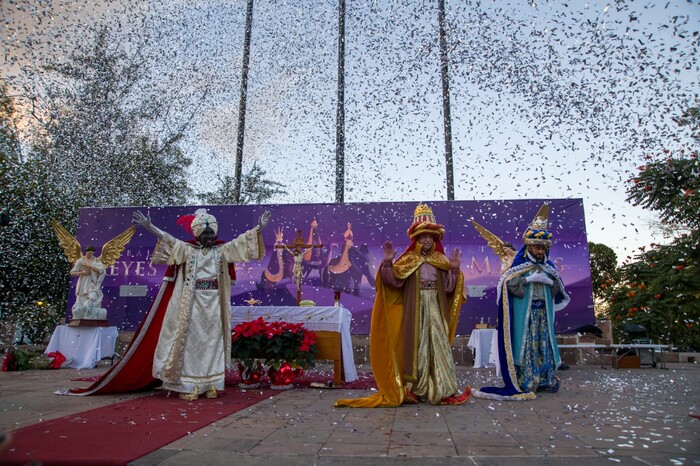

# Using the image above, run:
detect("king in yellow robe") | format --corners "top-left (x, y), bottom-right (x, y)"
top-left (335, 204), bottom-right (470, 407)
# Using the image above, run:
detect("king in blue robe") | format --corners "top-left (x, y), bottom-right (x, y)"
top-left (473, 204), bottom-right (570, 401)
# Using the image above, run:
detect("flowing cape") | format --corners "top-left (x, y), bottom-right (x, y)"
top-left (473, 248), bottom-right (569, 401)
top-left (63, 241), bottom-right (236, 396)
top-left (335, 247), bottom-right (465, 408)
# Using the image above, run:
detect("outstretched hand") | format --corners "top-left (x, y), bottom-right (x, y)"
top-left (450, 248), bottom-right (461, 269)
top-left (383, 241), bottom-right (396, 262)
top-left (258, 211), bottom-right (271, 231)
top-left (132, 210), bottom-right (164, 238)
top-left (133, 210), bottom-right (151, 228)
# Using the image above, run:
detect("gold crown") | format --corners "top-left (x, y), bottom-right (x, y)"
top-left (413, 203), bottom-right (436, 225)
top-left (528, 204), bottom-right (549, 231)
top-left (408, 203), bottom-right (444, 239)
top-left (522, 204), bottom-right (552, 246)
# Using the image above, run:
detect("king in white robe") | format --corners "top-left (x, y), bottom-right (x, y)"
top-left (150, 228), bottom-right (264, 395)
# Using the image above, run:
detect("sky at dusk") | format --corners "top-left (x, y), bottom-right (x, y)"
top-left (2, 0), bottom-right (698, 262)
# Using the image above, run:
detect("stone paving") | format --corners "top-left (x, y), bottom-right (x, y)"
top-left (1, 362), bottom-right (699, 465)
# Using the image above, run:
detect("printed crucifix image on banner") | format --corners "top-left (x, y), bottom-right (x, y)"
top-left (70, 199), bottom-right (594, 335)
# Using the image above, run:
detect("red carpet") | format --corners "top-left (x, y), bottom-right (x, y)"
top-left (74, 369), bottom-right (377, 389)
top-left (224, 369), bottom-right (377, 390)
top-left (1, 371), bottom-right (376, 465)
top-left (0, 387), bottom-right (275, 466)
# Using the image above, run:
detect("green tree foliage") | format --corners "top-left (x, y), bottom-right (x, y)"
top-left (0, 84), bottom-right (22, 166)
top-left (0, 85), bottom-right (70, 344)
top-left (627, 152), bottom-right (699, 240)
top-left (672, 107), bottom-right (700, 143)
top-left (606, 237), bottom-right (699, 351)
top-left (605, 107), bottom-right (700, 350)
top-left (200, 163), bottom-right (287, 205)
top-left (1, 26), bottom-right (198, 340)
top-left (588, 242), bottom-right (619, 313)
top-left (32, 26), bottom-right (194, 213)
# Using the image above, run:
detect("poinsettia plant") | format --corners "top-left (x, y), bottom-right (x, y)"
top-left (264, 320), bottom-right (318, 370)
top-left (231, 317), bottom-right (318, 371)
top-left (231, 317), bottom-right (269, 371)
top-left (1, 348), bottom-right (65, 371)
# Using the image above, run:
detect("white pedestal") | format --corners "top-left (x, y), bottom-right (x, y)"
top-left (45, 325), bottom-right (119, 369)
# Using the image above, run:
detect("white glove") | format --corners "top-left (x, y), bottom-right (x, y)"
top-left (133, 210), bottom-right (152, 228)
top-left (132, 210), bottom-right (165, 238)
top-left (526, 273), bottom-right (554, 286)
top-left (257, 211), bottom-right (271, 231)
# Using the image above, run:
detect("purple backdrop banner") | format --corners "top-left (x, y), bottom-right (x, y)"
top-left (69, 199), bottom-right (594, 335)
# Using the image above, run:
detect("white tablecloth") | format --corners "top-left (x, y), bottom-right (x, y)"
top-left (468, 328), bottom-right (499, 370)
top-left (231, 306), bottom-right (357, 382)
top-left (45, 325), bottom-right (119, 369)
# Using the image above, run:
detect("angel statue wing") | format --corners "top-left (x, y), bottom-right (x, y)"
top-left (51, 218), bottom-right (82, 265)
top-left (469, 219), bottom-right (508, 262)
top-left (98, 225), bottom-right (137, 267)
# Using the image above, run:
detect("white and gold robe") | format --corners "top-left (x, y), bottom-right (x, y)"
top-left (149, 227), bottom-right (264, 394)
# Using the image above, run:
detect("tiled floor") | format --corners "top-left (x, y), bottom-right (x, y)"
top-left (1, 362), bottom-right (698, 465)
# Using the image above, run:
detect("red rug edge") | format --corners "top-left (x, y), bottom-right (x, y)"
top-left (0, 387), bottom-right (277, 466)
top-left (0, 370), bottom-right (378, 466)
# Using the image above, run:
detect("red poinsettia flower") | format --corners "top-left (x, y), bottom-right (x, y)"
top-left (267, 322), bottom-right (285, 338)
top-left (299, 331), bottom-right (317, 353)
top-left (48, 351), bottom-right (66, 369)
top-left (284, 322), bottom-right (304, 334)
top-left (2, 352), bottom-right (16, 371)
top-left (233, 317), bottom-right (269, 340)
top-left (232, 318), bottom-right (318, 370)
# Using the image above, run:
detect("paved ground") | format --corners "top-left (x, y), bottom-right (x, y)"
top-left (1, 362), bottom-right (699, 465)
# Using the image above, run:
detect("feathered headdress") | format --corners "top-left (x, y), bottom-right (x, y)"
top-left (177, 208), bottom-right (218, 238)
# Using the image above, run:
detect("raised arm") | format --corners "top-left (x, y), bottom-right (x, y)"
top-left (133, 211), bottom-right (166, 238)
top-left (380, 241), bottom-right (404, 287)
top-left (257, 211), bottom-right (271, 231)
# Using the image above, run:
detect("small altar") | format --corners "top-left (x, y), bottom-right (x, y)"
top-left (231, 306), bottom-right (357, 385)
top-left (45, 325), bottom-right (119, 369)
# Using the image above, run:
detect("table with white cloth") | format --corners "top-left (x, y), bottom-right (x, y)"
top-left (231, 306), bottom-right (357, 385)
top-left (467, 328), bottom-right (500, 375)
top-left (44, 325), bottom-right (119, 369)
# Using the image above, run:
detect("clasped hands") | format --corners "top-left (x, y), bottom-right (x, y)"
top-left (526, 272), bottom-right (554, 286)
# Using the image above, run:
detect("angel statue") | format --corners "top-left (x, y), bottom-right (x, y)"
top-left (52, 219), bottom-right (136, 321)
top-left (469, 219), bottom-right (518, 274)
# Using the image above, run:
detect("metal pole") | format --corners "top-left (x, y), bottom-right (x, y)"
top-left (437, 0), bottom-right (455, 200)
top-left (233, 0), bottom-right (254, 204)
top-left (335, 0), bottom-right (346, 203)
